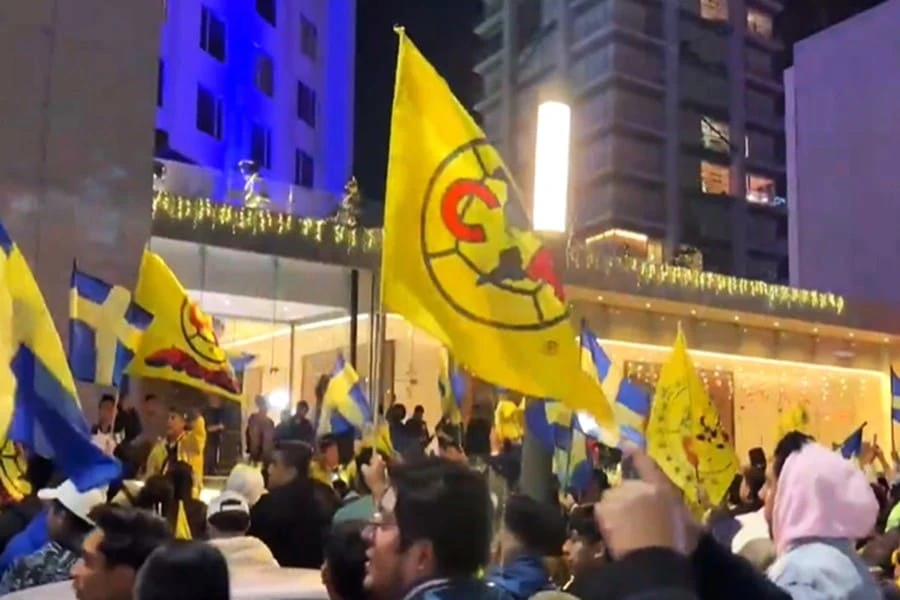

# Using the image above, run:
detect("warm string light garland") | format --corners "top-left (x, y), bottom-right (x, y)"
top-left (151, 192), bottom-right (382, 253)
top-left (152, 193), bottom-right (847, 315)
top-left (568, 248), bottom-right (846, 315)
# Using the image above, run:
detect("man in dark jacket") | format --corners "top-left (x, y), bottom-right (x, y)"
top-left (248, 442), bottom-right (336, 568)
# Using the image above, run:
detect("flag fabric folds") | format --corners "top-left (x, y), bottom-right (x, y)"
top-left (891, 369), bottom-right (900, 423)
top-left (839, 423), bottom-right (866, 460)
top-left (437, 349), bottom-right (465, 425)
top-left (379, 28), bottom-right (616, 443)
top-left (580, 324), bottom-right (651, 448)
top-left (0, 222), bottom-right (120, 490)
top-left (0, 252), bottom-right (14, 442)
top-left (645, 328), bottom-right (738, 507)
top-left (318, 355), bottom-right (373, 436)
top-left (128, 249), bottom-right (240, 401)
top-left (68, 266), bottom-right (153, 387)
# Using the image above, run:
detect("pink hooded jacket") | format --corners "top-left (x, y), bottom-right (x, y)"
top-left (772, 442), bottom-right (878, 555)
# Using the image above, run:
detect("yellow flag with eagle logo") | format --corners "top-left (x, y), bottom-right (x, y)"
top-left (380, 28), bottom-right (616, 439)
top-left (646, 327), bottom-right (738, 507)
top-left (126, 250), bottom-right (240, 401)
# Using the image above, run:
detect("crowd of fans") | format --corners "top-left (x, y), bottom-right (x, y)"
top-left (1, 393), bottom-right (900, 600)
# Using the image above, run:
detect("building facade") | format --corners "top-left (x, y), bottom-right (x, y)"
top-left (474, 0), bottom-right (787, 282)
top-left (786, 0), bottom-right (900, 305)
top-left (157, 0), bottom-right (355, 203)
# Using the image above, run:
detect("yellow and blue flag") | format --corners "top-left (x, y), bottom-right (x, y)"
top-left (580, 324), bottom-right (651, 448)
top-left (379, 29), bottom-right (616, 442)
top-left (839, 422), bottom-right (866, 460)
top-left (523, 399), bottom-right (592, 494)
top-left (891, 369), bottom-right (900, 423)
top-left (438, 350), bottom-right (466, 425)
top-left (318, 354), bottom-right (373, 436)
top-left (0, 222), bottom-right (120, 490)
top-left (68, 266), bottom-right (154, 387)
top-left (127, 249), bottom-right (240, 400)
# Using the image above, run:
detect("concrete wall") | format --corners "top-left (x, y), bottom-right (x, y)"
top-left (787, 0), bottom-right (900, 304)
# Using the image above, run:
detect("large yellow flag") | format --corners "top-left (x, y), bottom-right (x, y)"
top-left (381, 29), bottom-right (615, 438)
top-left (127, 250), bottom-right (240, 400)
top-left (646, 327), bottom-right (738, 507)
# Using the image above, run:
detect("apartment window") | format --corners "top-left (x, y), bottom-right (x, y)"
top-left (746, 174), bottom-right (776, 205)
top-left (297, 81), bottom-right (317, 127)
top-left (250, 124), bottom-right (272, 169)
top-left (295, 150), bottom-right (314, 188)
top-left (254, 51), bottom-right (274, 97)
top-left (747, 9), bottom-right (773, 39)
top-left (301, 15), bottom-right (318, 61)
top-left (700, 0), bottom-right (728, 22)
top-left (196, 86), bottom-right (223, 140)
top-left (200, 6), bottom-right (226, 62)
top-left (701, 117), bottom-right (730, 153)
top-left (700, 161), bottom-right (730, 195)
top-left (157, 60), bottom-right (164, 107)
top-left (256, 0), bottom-right (276, 26)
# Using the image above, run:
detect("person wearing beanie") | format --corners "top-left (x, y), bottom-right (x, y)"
top-left (487, 494), bottom-right (566, 600)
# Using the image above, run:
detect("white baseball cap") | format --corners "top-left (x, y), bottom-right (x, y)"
top-left (37, 479), bottom-right (107, 526)
top-left (207, 490), bottom-right (250, 522)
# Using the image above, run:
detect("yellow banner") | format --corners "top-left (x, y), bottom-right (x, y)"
top-left (127, 250), bottom-right (240, 401)
top-left (646, 328), bottom-right (738, 506)
top-left (380, 29), bottom-right (615, 437)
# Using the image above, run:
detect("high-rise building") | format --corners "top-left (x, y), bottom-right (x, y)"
top-left (475, 0), bottom-right (787, 282)
top-left (156, 0), bottom-right (355, 198)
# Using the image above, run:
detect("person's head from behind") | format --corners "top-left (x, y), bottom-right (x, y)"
top-left (412, 405), bottom-right (425, 421)
top-left (363, 457), bottom-right (492, 598)
top-left (324, 520), bottom-right (370, 600)
top-left (165, 407), bottom-right (186, 440)
top-left (71, 505), bottom-right (172, 600)
top-left (268, 442), bottom-right (313, 489)
top-left (740, 465), bottom-right (766, 506)
top-left (762, 431), bottom-right (813, 529)
top-left (206, 491), bottom-right (251, 539)
top-left (437, 435), bottom-right (466, 464)
top-left (98, 394), bottom-right (117, 428)
top-left (319, 434), bottom-right (340, 470)
top-left (296, 400), bottom-right (310, 419)
top-left (135, 541), bottom-right (230, 600)
top-left (225, 463), bottom-right (265, 507)
top-left (564, 504), bottom-right (606, 574)
top-left (497, 493), bottom-right (566, 563)
top-left (254, 395), bottom-right (268, 414)
top-left (168, 461), bottom-right (195, 502)
top-left (135, 475), bottom-right (175, 514)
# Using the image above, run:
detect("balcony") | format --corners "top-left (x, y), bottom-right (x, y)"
top-left (151, 160), bottom-right (381, 267)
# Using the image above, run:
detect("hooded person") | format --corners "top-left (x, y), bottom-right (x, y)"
top-left (487, 494), bottom-right (566, 600)
top-left (764, 432), bottom-right (881, 599)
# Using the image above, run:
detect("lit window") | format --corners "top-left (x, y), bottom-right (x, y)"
top-left (701, 161), bottom-right (730, 195)
top-left (747, 9), bottom-right (773, 39)
top-left (746, 174), bottom-right (776, 205)
top-left (700, 0), bottom-right (728, 22)
top-left (701, 117), bottom-right (730, 153)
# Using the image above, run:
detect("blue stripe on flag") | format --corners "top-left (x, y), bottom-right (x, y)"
top-left (72, 269), bottom-right (113, 306)
top-left (68, 320), bottom-right (99, 383)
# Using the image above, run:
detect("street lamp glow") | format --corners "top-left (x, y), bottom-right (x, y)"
top-left (532, 100), bottom-right (571, 233)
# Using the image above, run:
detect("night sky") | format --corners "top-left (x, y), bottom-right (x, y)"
top-left (351, 0), bottom-right (887, 215)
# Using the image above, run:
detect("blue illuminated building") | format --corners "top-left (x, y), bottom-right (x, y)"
top-left (155, 0), bottom-right (355, 216)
